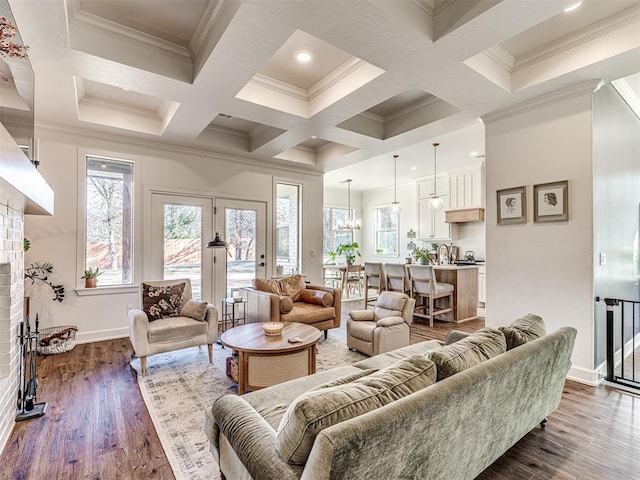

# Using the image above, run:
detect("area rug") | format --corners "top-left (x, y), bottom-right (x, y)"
top-left (131, 334), bottom-right (365, 480)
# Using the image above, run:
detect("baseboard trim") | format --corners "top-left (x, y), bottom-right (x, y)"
top-left (76, 327), bottom-right (129, 344)
top-left (567, 365), bottom-right (603, 386)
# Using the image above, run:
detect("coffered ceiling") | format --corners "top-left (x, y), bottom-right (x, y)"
top-left (6, 0), bottom-right (640, 188)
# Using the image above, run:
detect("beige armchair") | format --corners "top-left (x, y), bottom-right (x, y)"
top-left (347, 291), bottom-right (415, 356)
top-left (242, 275), bottom-right (341, 339)
top-left (128, 278), bottom-right (218, 376)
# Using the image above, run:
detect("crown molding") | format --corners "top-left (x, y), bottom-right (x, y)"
top-left (433, 0), bottom-right (456, 16)
top-left (483, 46), bottom-right (515, 73)
top-left (411, 0), bottom-right (434, 17)
top-left (248, 56), bottom-right (371, 106)
top-left (513, 5), bottom-right (640, 72)
top-left (250, 73), bottom-right (308, 102)
top-left (385, 95), bottom-right (442, 123)
top-left (36, 121), bottom-right (324, 177)
top-left (189, 0), bottom-right (226, 60)
top-left (308, 58), bottom-right (366, 101)
top-left (67, 0), bottom-right (192, 63)
top-left (482, 79), bottom-right (605, 124)
top-left (78, 96), bottom-right (163, 121)
top-left (204, 123), bottom-right (251, 140)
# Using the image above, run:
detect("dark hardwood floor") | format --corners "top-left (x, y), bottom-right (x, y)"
top-left (1, 303), bottom-right (639, 479)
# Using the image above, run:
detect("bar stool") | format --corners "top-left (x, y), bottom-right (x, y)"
top-left (363, 262), bottom-right (385, 308)
top-left (408, 264), bottom-right (453, 327)
top-left (385, 263), bottom-right (409, 295)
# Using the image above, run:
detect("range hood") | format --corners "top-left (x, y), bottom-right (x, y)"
top-left (445, 207), bottom-right (484, 223)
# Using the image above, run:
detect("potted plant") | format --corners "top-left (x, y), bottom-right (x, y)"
top-left (82, 267), bottom-right (102, 288)
top-left (413, 247), bottom-right (433, 265)
top-left (335, 242), bottom-right (361, 265)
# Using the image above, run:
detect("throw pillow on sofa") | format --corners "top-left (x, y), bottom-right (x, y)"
top-left (142, 282), bottom-right (185, 321)
top-left (427, 327), bottom-right (506, 381)
top-left (499, 313), bottom-right (546, 350)
top-left (275, 355), bottom-right (436, 465)
top-left (298, 289), bottom-right (334, 307)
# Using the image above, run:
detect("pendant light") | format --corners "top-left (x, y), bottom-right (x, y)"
top-left (337, 179), bottom-right (360, 230)
top-left (428, 142), bottom-right (444, 211)
top-left (391, 154), bottom-right (401, 213)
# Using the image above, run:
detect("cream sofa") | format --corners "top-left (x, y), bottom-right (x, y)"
top-left (204, 315), bottom-right (576, 480)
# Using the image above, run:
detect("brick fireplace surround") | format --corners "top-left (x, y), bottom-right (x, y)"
top-left (0, 202), bottom-right (25, 449)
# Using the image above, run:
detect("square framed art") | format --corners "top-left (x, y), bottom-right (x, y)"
top-left (497, 186), bottom-right (526, 225)
top-left (534, 180), bottom-right (568, 222)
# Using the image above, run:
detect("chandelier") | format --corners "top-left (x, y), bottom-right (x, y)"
top-left (337, 179), bottom-right (360, 230)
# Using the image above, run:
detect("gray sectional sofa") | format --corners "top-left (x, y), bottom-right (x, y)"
top-left (204, 315), bottom-right (576, 480)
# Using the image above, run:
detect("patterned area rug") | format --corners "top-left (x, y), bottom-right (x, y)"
top-left (131, 333), bottom-right (365, 480)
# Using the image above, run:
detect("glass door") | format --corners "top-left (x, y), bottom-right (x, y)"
top-left (149, 194), bottom-right (213, 301)
top-left (214, 199), bottom-right (266, 303)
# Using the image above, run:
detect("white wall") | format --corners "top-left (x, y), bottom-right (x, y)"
top-left (484, 84), bottom-right (596, 384)
top-left (24, 126), bottom-right (324, 343)
top-left (593, 83), bottom-right (640, 367)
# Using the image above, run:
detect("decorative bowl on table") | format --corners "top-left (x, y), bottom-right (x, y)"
top-left (262, 322), bottom-right (284, 336)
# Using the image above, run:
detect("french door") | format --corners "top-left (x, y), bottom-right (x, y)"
top-left (214, 198), bottom-right (267, 303)
top-left (149, 194), bottom-right (213, 301)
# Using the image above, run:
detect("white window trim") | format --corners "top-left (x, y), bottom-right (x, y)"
top-left (76, 148), bottom-right (142, 294)
top-left (374, 204), bottom-right (400, 257)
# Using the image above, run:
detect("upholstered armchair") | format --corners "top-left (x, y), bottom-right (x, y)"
top-left (347, 291), bottom-right (415, 356)
top-left (128, 278), bottom-right (218, 376)
top-left (242, 274), bottom-right (341, 339)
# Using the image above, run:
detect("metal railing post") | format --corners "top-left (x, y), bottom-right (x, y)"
top-left (605, 298), bottom-right (619, 382)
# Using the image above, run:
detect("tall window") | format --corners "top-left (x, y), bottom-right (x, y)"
top-left (375, 206), bottom-right (398, 255)
top-left (85, 156), bottom-right (134, 285)
top-left (276, 183), bottom-right (301, 274)
top-left (323, 207), bottom-right (353, 255)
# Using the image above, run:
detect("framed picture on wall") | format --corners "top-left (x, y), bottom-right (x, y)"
top-left (534, 180), bottom-right (568, 222)
top-left (497, 186), bottom-right (526, 225)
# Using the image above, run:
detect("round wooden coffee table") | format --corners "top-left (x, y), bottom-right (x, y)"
top-left (220, 322), bottom-right (321, 394)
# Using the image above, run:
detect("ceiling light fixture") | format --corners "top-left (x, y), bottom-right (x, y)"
top-left (337, 179), bottom-right (361, 230)
top-left (470, 151), bottom-right (478, 156)
top-left (564, 2), bottom-right (582, 12)
top-left (295, 50), bottom-right (313, 63)
top-left (391, 154), bottom-right (401, 213)
top-left (428, 143), bottom-right (445, 211)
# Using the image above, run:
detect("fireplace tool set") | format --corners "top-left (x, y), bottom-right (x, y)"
top-left (16, 313), bottom-right (47, 421)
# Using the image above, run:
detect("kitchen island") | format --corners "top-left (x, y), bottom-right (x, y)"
top-left (433, 265), bottom-right (479, 323)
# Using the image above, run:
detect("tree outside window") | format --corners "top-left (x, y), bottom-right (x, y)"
top-left (375, 206), bottom-right (398, 255)
top-left (85, 156), bottom-right (134, 285)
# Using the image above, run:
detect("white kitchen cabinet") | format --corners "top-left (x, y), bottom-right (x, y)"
top-left (417, 197), bottom-right (451, 240)
top-left (417, 175), bottom-right (450, 199)
top-left (448, 165), bottom-right (484, 209)
top-left (477, 264), bottom-right (486, 305)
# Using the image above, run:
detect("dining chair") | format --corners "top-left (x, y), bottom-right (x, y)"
top-left (385, 263), bottom-right (409, 295)
top-left (363, 262), bottom-right (385, 308)
top-left (408, 264), bottom-right (454, 327)
top-left (344, 264), bottom-right (363, 299)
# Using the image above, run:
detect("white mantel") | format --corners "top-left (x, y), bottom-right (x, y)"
top-left (0, 122), bottom-right (54, 215)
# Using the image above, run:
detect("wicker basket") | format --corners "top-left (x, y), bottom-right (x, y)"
top-left (37, 325), bottom-right (77, 355)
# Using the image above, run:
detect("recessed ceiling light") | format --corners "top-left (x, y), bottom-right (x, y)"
top-left (470, 151), bottom-right (478, 156)
top-left (564, 2), bottom-right (582, 12)
top-left (410, 166), bottom-right (417, 171)
top-left (311, 135), bottom-right (317, 139)
top-left (295, 50), bottom-right (313, 63)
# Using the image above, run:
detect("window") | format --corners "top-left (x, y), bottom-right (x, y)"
top-left (323, 207), bottom-right (353, 254)
top-left (276, 183), bottom-right (301, 274)
top-left (375, 206), bottom-right (398, 255)
top-left (85, 156), bottom-right (134, 285)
